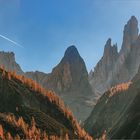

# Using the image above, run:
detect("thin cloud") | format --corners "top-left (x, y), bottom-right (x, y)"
top-left (0, 34), bottom-right (23, 48)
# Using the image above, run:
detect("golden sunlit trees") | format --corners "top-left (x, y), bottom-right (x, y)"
top-left (0, 114), bottom-right (67, 139)
top-left (109, 82), bottom-right (132, 97)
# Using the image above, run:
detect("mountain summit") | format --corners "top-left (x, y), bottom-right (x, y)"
top-left (63, 45), bottom-right (80, 60)
top-left (122, 16), bottom-right (138, 51)
top-left (89, 38), bottom-right (119, 94)
top-left (103, 38), bottom-right (118, 58)
top-left (46, 45), bottom-right (91, 94)
top-left (89, 16), bottom-right (140, 97)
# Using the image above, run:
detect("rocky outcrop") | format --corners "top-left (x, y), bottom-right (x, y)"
top-left (89, 16), bottom-right (140, 96)
top-left (0, 51), bottom-right (23, 74)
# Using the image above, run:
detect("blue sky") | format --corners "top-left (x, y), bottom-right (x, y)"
top-left (0, 0), bottom-right (140, 73)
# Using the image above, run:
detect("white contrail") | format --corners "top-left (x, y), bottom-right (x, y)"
top-left (0, 34), bottom-right (23, 48)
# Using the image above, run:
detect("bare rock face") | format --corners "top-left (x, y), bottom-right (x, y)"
top-left (46, 46), bottom-right (91, 94)
top-left (44, 46), bottom-right (93, 121)
top-left (110, 16), bottom-right (140, 87)
top-left (89, 38), bottom-right (119, 94)
top-left (89, 16), bottom-right (140, 97)
top-left (0, 51), bottom-right (23, 74)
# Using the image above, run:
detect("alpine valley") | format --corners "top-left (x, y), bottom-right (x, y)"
top-left (1, 16), bottom-right (140, 139)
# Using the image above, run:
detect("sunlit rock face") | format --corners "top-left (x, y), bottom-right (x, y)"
top-left (89, 16), bottom-right (140, 98)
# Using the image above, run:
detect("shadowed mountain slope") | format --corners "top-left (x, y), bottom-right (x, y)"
top-left (84, 67), bottom-right (140, 139)
top-left (0, 67), bottom-right (92, 139)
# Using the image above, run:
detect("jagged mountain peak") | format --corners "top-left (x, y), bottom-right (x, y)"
top-left (103, 38), bottom-right (112, 55)
top-left (103, 38), bottom-right (118, 57)
top-left (64, 45), bottom-right (79, 56)
top-left (125, 16), bottom-right (138, 34)
top-left (105, 38), bottom-right (111, 47)
top-left (85, 66), bottom-right (140, 139)
top-left (89, 16), bottom-right (140, 95)
top-left (129, 15), bottom-right (138, 25)
top-left (62, 45), bottom-right (81, 63)
top-left (122, 16), bottom-right (139, 50)
top-left (128, 16), bottom-right (138, 35)
top-left (47, 45), bottom-right (91, 94)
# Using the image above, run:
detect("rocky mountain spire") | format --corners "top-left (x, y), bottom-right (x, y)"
top-left (89, 38), bottom-right (119, 94)
top-left (103, 38), bottom-right (118, 58)
top-left (47, 45), bottom-right (91, 94)
top-left (121, 16), bottom-right (139, 51)
top-left (89, 16), bottom-right (140, 98)
top-left (103, 38), bottom-right (112, 56)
